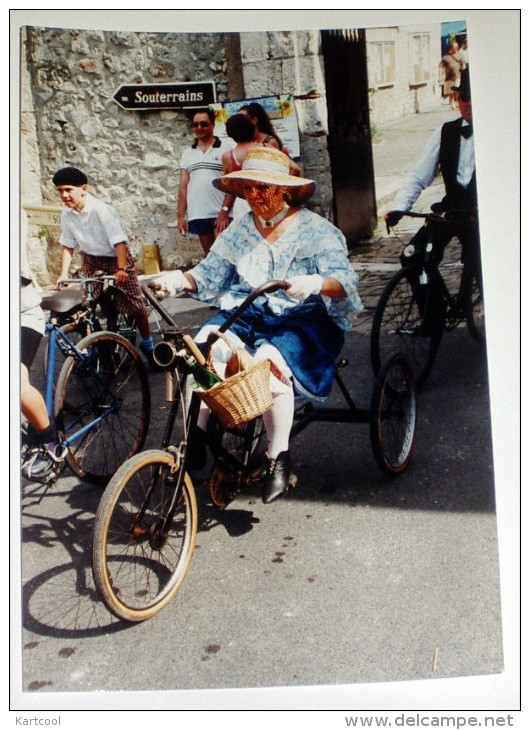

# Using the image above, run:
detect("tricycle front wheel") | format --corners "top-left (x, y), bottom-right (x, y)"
top-left (92, 449), bottom-right (197, 622)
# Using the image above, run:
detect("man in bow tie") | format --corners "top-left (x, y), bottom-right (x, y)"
top-left (384, 67), bottom-right (480, 277)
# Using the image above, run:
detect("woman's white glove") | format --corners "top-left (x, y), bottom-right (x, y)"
top-left (285, 274), bottom-right (323, 301)
top-left (149, 270), bottom-right (186, 298)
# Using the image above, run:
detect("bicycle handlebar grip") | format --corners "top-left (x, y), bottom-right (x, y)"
top-left (254, 279), bottom-right (289, 294)
top-left (385, 210), bottom-right (405, 232)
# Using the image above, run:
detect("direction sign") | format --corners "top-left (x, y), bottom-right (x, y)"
top-left (112, 81), bottom-right (216, 111)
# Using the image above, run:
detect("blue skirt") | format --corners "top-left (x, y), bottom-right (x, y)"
top-left (205, 298), bottom-right (344, 401)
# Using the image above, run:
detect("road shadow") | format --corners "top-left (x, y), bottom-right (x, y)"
top-left (20, 479), bottom-right (127, 638)
top-left (19, 317), bottom-right (494, 646)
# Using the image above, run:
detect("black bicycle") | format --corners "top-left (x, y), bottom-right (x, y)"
top-left (92, 281), bottom-right (418, 622)
top-left (370, 210), bottom-right (485, 388)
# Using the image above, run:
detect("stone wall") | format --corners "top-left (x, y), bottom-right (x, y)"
top-left (20, 25), bottom-right (333, 285)
top-left (22, 26), bottom-right (230, 281)
top-left (238, 30), bottom-right (333, 219)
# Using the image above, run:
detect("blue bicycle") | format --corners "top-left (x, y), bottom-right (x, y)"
top-left (23, 284), bottom-right (151, 485)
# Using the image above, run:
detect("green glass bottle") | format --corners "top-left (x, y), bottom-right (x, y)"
top-left (185, 356), bottom-right (222, 391)
top-left (182, 334), bottom-right (222, 390)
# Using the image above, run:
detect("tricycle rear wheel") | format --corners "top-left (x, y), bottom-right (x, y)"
top-left (370, 353), bottom-right (417, 475)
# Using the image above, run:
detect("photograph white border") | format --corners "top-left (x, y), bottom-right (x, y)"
top-left (8, 7), bottom-right (520, 719)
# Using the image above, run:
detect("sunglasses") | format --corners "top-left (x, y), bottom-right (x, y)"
top-left (193, 121), bottom-right (211, 128)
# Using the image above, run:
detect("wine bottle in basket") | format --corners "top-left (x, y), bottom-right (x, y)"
top-left (182, 335), bottom-right (222, 390)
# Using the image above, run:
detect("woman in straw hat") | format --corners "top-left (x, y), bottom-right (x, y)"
top-left (151, 147), bottom-right (363, 503)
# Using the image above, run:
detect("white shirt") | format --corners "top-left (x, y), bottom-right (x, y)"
top-left (59, 193), bottom-right (128, 257)
top-left (393, 122), bottom-right (475, 212)
top-left (21, 209), bottom-right (45, 333)
top-left (180, 137), bottom-right (234, 221)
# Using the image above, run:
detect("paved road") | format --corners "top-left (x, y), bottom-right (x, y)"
top-left (14, 106), bottom-right (509, 710)
top-left (14, 282), bottom-right (502, 709)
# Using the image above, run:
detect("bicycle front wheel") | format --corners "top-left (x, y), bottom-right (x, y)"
top-left (370, 266), bottom-right (443, 388)
top-left (370, 353), bottom-right (417, 475)
top-left (92, 450), bottom-right (197, 622)
top-left (54, 331), bottom-right (150, 484)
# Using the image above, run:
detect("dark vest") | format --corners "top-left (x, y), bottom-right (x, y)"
top-left (439, 118), bottom-right (477, 210)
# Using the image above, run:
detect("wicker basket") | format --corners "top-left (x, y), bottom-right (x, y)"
top-left (199, 332), bottom-right (273, 429)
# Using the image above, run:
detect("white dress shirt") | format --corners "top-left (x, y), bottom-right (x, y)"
top-left (393, 121), bottom-right (475, 212)
top-left (59, 193), bottom-right (128, 257)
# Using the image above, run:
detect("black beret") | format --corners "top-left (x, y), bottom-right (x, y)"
top-left (52, 167), bottom-right (88, 187)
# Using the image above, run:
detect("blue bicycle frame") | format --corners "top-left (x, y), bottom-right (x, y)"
top-left (44, 323), bottom-right (120, 449)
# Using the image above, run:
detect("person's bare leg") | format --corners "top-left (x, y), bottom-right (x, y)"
top-left (199, 232), bottom-right (215, 255)
top-left (21, 364), bottom-right (50, 430)
top-left (134, 310), bottom-right (151, 339)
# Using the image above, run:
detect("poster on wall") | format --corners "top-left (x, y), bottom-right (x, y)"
top-left (211, 93), bottom-right (300, 158)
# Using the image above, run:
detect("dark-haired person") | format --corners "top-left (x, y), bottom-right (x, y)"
top-left (178, 108), bottom-right (235, 253)
top-left (222, 113), bottom-right (273, 220)
top-left (53, 166), bottom-right (160, 371)
top-left (238, 102), bottom-right (301, 176)
top-left (238, 102), bottom-right (283, 149)
top-left (385, 68), bottom-right (480, 284)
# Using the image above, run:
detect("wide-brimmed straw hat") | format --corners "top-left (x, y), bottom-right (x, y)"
top-left (213, 146), bottom-right (316, 207)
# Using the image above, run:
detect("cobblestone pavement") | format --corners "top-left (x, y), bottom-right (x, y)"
top-left (348, 235), bottom-right (403, 334)
top-left (349, 230), bottom-right (465, 337)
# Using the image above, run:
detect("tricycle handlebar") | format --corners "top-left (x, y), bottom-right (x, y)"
top-left (217, 280), bottom-right (288, 333)
top-left (141, 284), bottom-right (181, 330)
top-left (141, 279), bottom-right (289, 335)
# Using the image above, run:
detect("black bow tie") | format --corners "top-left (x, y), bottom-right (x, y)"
top-left (461, 124), bottom-right (473, 139)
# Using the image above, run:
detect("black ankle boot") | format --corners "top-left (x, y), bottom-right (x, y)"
top-left (262, 451), bottom-right (295, 504)
top-left (186, 426), bottom-right (208, 472)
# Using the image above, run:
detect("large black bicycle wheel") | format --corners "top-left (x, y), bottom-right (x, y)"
top-left (371, 266), bottom-right (444, 388)
top-left (370, 352), bottom-right (417, 475)
top-left (92, 450), bottom-right (197, 622)
top-left (461, 266), bottom-right (486, 344)
top-left (54, 331), bottom-right (150, 484)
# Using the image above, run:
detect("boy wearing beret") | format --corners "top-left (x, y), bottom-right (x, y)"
top-left (53, 167), bottom-right (160, 370)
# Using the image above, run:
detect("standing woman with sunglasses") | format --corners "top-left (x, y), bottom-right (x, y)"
top-left (178, 108), bottom-right (235, 254)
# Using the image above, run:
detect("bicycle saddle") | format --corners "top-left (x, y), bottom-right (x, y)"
top-left (41, 286), bottom-right (84, 314)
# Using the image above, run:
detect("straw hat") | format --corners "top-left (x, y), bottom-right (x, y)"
top-left (213, 146), bottom-right (316, 207)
